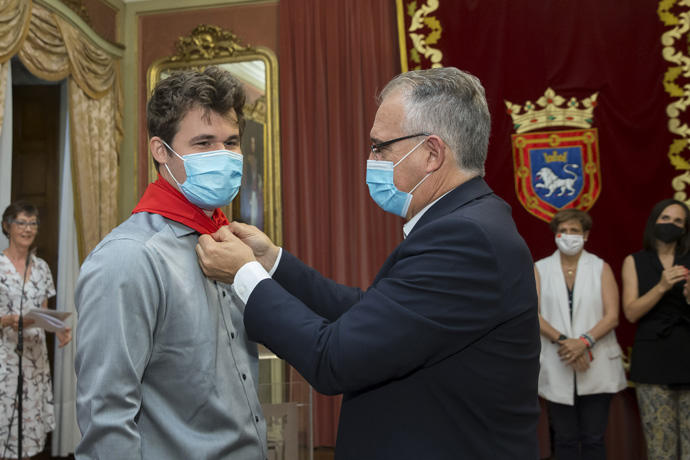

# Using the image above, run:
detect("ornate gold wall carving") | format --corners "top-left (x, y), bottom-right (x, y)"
top-left (397, 0), bottom-right (443, 71)
top-left (659, 0), bottom-right (690, 203)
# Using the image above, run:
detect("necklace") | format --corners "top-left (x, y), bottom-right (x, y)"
top-left (562, 264), bottom-right (577, 276)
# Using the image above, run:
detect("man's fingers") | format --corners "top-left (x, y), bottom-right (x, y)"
top-left (211, 225), bottom-right (236, 242)
top-left (195, 243), bottom-right (212, 275)
top-left (195, 248), bottom-right (208, 274)
top-left (195, 237), bottom-right (213, 274)
top-left (198, 234), bottom-right (215, 251)
top-left (229, 221), bottom-right (256, 238)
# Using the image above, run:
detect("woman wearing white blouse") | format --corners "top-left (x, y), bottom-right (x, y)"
top-left (535, 209), bottom-right (626, 460)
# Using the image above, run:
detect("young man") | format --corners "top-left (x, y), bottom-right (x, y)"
top-left (74, 67), bottom-right (267, 459)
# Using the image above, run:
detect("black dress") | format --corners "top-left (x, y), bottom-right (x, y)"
top-left (629, 250), bottom-right (690, 384)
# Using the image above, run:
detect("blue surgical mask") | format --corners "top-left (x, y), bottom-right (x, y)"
top-left (162, 140), bottom-right (243, 210)
top-left (366, 138), bottom-right (430, 217)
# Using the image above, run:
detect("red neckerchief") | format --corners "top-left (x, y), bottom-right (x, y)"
top-left (132, 177), bottom-right (229, 234)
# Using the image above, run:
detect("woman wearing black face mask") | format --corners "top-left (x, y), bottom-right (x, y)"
top-left (622, 198), bottom-right (690, 460)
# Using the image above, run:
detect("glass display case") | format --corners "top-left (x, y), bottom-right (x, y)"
top-left (259, 347), bottom-right (313, 460)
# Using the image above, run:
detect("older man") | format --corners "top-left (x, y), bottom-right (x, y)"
top-left (197, 67), bottom-right (540, 459)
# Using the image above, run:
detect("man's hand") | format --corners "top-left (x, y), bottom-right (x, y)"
top-left (225, 222), bottom-right (280, 271)
top-left (197, 226), bottom-right (256, 283)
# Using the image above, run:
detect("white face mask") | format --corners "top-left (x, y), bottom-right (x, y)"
top-left (555, 233), bottom-right (584, 255)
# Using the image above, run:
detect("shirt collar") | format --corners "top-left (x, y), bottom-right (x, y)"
top-left (403, 191), bottom-right (450, 238)
top-left (131, 176), bottom-right (229, 235)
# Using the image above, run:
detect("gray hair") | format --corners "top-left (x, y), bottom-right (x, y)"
top-left (379, 67), bottom-right (491, 176)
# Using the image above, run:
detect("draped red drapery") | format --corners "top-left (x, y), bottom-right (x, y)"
top-left (279, 0), bottom-right (684, 450)
top-left (396, 2), bottom-right (678, 458)
top-left (278, 0), bottom-right (401, 446)
top-left (398, 0), bottom-right (680, 348)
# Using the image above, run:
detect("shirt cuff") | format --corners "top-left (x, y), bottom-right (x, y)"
top-left (234, 261), bottom-right (270, 304)
top-left (233, 248), bottom-right (283, 304)
top-left (269, 248), bottom-right (283, 276)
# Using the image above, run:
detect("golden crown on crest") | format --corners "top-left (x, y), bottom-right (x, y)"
top-left (542, 150), bottom-right (568, 163)
top-left (505, 88), bottom-right (598, 134)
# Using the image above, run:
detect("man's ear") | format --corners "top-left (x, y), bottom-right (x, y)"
top-left (424, 135), bottom-right (448, 173)
top-left (150, 137), bottom-right (171, 165)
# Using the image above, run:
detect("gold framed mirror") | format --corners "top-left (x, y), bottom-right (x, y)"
top-left (147, 25), bottom-right (282, 246)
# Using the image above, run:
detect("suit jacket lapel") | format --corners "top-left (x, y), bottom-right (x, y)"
top-left (412, 176), bottom-right (493, 235)
top-left (371, 176), bottom-right (494, 285)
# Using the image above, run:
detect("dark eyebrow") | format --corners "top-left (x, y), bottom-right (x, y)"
top-left (188, 134), bottom-right (240, 144)
top-left (370, 137), bottom-right (383, 145)
top-left (189, 134), bottom-right (215, 143)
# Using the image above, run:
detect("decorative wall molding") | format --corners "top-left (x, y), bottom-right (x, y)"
top-left (36, 0), bottom-right (123, 57)
top-left (659, 0), bottom-right (690, 203)
top-left (396, 0), bottom-right (443, 71)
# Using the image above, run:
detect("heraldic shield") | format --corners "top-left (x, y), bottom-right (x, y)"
top-left (511, 128), bottom-right (601, 222)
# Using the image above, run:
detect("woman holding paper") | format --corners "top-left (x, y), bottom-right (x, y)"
top-left (0, 201), bottom-right (71, 458)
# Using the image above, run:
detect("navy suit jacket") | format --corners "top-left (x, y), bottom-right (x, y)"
top-left (244, 177), bottom-right (540, 459)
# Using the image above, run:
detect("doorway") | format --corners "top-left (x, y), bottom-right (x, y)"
top-left (9, 57), bottom-right (64, 460)
top-left (11, 76), bottom-right (61, 291)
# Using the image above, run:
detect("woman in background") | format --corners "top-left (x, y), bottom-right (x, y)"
top-left (0, 201), bottom-right (71, 459)
top-left (622, 198), bottom-right (690, 460)
top-left (535, 209), bottom-right (626, 460)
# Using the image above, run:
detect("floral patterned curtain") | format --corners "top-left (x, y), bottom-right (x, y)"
top-left (0, 0), bottom-right (122, 260)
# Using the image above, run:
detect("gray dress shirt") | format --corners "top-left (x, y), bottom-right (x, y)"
top-left (74, 212), bottom-right (267, 459)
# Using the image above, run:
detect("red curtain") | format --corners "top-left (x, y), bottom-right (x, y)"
top-left (397, 2), bottom-right (677, 458)
top-left (399, 0), bottom-right (679, 348)
top-left (278, 0), bottom-right (400, 447)
top-left (279, 0), bottom-right (679, 449)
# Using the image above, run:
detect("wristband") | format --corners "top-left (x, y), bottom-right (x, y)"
top-left (580, 333), bottom-right (595, 348)
top-left (579, 336), bottom-right (594, 361)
